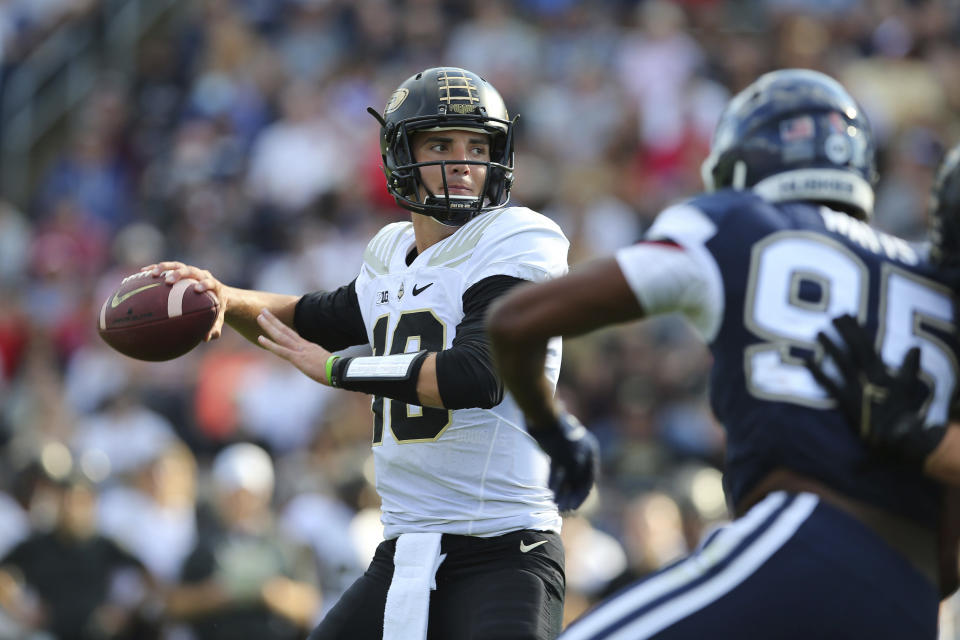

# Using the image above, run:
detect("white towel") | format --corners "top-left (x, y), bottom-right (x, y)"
top-left (383, 532), bottom-right (445, 640)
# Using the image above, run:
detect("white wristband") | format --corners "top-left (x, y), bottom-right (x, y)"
top-left (344, 351), bottom-right (425, 381)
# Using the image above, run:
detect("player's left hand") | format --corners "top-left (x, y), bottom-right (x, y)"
top-left (528, 410), bottom-right (600, 512)
top-left (805, 314), bottom-right (943, 466)
top-left (256, 308), bottom-right (334, 386)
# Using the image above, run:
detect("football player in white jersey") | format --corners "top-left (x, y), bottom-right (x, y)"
top-left (144, 67), bottom-right (599, 640)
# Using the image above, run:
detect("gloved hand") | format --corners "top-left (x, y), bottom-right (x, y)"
top-left (805, 314), bottom-right (944, 466)
top-left (528, 410), bottom-right (600, 512)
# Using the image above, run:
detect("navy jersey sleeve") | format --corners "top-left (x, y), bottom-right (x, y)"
top-left (435, 275), bottom-right (526, 410)
top-left (294, 279), bottom-right (368, 351)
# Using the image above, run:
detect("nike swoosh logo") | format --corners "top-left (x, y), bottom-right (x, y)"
top-left (111, 283), bottom-right (163, 308)
top-left (519, 540), bottom-right (548, 553)
top-left (412, 283), bottom-right (434, 296)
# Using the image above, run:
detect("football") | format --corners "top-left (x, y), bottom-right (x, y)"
top-left (98, 271), bottom-right (219, 361)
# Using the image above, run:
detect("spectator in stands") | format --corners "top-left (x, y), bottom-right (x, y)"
top-left (0, 457), bottom-right (156, 640)
top-left (165, 442), bottom-right (320, 640)
top-left (96, 441), bottom-right (198, 585)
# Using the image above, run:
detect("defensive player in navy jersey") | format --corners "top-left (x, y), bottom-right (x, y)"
top-left (488, 69), bottom-right (956, 639)
top-left (803, 142), bottom-right (960, 598)
top-left (144, 67), bottom-right (598, 640)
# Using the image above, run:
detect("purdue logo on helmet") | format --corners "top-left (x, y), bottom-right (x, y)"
top-left (368, 67), bottom-right (516, 226)
top-left (701, 69), bottom-right (878, 220)
top-left (385, 88), bottom-right (409, 114)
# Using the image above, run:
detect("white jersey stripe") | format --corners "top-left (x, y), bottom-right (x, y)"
top-left (562, 492), bottom-right (817, 640)
top-left (612, 493), bottom-right (817, 639)
top-left (562, 492), bottom-right (787, 639)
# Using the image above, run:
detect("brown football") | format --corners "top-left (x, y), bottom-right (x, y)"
top-left (98, 271), bottom-right (219, 361)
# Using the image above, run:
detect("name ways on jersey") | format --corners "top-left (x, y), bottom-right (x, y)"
top-left (819, 208), bottom-right (917, 265)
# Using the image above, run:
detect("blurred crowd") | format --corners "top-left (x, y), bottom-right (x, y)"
top-left (1, 0), bottom-right (959, 638)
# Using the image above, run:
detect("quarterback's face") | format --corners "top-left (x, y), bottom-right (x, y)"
top-left (411, 128), bottom-right (490, 202)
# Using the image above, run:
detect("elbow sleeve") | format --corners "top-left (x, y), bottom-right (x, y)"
top-left (293, 279), bottom-right (368, 351)
top-left (435, 275), bottom-right (527, 409)
top-left (435, 340), bottom-right (504, 409)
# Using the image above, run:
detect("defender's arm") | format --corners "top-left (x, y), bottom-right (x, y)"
top-left (487, 257), bottom-right (644, 427)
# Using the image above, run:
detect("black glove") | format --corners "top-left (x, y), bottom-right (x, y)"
top-left (805, 314), bottom-right (944, 466)
top-left (529, 410), bottom-right (600, 512)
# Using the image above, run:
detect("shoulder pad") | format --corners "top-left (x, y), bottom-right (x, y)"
top-left (439, 207), bottom-right (569, 287)
top-left (363, 222), bottom-right (414, 276)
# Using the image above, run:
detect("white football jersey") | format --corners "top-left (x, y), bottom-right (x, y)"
top-left (353, 206), bottom-right (569, 538)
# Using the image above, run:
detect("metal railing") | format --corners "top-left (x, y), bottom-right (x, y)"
top-left (0, 0), bottom-right (181, 209)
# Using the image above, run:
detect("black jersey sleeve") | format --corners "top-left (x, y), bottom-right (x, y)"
top-left (435, 275), bottom-right (527, 410)
top-left (293, 279), bottom-right (368, 351)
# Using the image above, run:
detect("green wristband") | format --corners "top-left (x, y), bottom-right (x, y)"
top-left (325, 355), bottom-right (340, 387)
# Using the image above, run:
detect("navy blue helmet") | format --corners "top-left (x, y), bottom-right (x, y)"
top-left (701, 69), bottom-right (878, 220)
top-left (368, 67), bottom-right (516, 226)
top-left (929, 144), bottom-right (960, 268)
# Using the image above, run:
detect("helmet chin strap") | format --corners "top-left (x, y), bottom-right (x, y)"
top-left (419, 177), bottom-right (483, 211)
top-left (422, 193), bottom-right (483, 210)
top-left (417, 179), bottom-right (486, 225)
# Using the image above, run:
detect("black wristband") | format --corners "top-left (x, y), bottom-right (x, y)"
top-left (328, 356), bottom-right (352, 388)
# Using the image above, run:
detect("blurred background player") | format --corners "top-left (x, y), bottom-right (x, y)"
top-left (146, 67), bottom-right (576, 640)
top-left (488, 68), bottom-right (956, 639)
